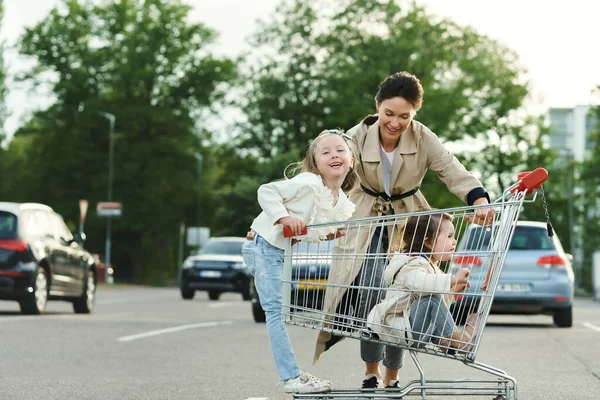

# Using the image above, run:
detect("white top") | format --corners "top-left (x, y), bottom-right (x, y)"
top-left (250, 172), bottom-right (356, 249)
top-left (379, 144), bottom-right (395, 196)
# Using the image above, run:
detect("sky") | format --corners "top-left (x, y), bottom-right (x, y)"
top-left (1, 0), bottom-right (598, 140)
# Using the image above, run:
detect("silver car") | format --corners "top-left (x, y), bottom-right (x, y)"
top-left (449, 221), bottom-right (574, 328)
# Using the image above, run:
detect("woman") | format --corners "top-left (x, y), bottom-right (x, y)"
top-left (314, 71), bottom-right (494, 388)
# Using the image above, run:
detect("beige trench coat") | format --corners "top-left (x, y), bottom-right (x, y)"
top-left (314, 118), bottom-right (484, 363)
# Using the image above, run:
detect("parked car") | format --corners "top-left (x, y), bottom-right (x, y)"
top-left (179, 236), bottom-right (250, 301)
top-left (449, 221), bottom-right (574, 327)
top-left (251, 241), bottom-right (332, 323)
top-left (0, 202), bottom-right (97, 314)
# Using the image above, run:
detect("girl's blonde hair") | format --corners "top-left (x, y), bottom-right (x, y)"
top-left (285, 129), bottom-right (359, 193)
top-left (390, 212), bottom-right (453, 256)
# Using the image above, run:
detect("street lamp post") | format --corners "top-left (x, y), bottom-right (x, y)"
top-left (99, 112), bottom-right (115, 285)
top-left (193, 152), bottom-right (203, 230)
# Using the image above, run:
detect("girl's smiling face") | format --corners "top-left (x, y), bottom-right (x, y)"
top-left (314, 134), bottom-right (353, 182)
top-left (376, 97), bottom-right (416, 146)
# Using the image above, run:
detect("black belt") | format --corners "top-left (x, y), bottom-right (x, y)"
top-left (360, 184), bottom-right (420, 201)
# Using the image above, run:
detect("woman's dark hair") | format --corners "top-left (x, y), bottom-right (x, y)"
top-left (393, 212), bottom-right (453, 254)
top-left (362, 71), bottom-right (424, 126)
top-left (375, 71), bottom-right (424, 110)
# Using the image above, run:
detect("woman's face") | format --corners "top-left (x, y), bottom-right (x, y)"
top-left (430, 219), bottom-right (456, 263)
top-left (376, 97), bottom-right (416, 144)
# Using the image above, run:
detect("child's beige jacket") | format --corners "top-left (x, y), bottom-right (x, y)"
top-left (366, 253), bottom-right (455, 345)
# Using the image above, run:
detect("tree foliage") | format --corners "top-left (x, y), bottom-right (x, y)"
top-left (0, 0), bottom-right (7, 181)
top-left (6, 0), bottom-right (236, 283)
top-left (578, 91), bottom-right (600, 290)
top-left (229, 0), bottom-right (545, 233)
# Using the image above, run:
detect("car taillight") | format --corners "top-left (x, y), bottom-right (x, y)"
top-left (452, 255), bottom-right (483, 266)
top-left (0, 239), bottom-right (28, 252)
top-left (537, 255), bottom-right (567, 268)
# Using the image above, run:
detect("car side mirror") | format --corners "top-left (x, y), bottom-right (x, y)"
top-left (565, 253), bottom-right (573, 263)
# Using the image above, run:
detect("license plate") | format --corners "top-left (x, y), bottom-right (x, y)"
top-left (497, 283), bottom-right (530, 293)
top-left (199, 270), bottom-right (222, 278)
top-left (296, 279), bottom-right (327, 290)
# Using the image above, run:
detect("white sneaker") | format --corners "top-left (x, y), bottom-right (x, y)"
top-left (283, 371), bottom-right (332, 393)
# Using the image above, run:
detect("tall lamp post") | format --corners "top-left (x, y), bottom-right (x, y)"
top-left (99, 112), bottom-right (115, 285)
top-left (193, 152), bottom-right (203, 231)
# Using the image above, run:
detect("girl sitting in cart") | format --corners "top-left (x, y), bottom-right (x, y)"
top-left (366, 212), bottom-right (482, 387)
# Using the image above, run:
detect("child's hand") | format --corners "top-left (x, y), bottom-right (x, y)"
top-left (451, 268), bottom-right (470, 292)
top-left (452, 280), bottom-right (471, 293)
top-left (455, 267), bottom-right (470, 282)
top-left (278, 216), bottom-right (306, 237)
top-left (323, 230), bottom-right (346, 241)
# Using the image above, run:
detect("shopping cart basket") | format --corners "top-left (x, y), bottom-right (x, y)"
top-left (281, 168), bottom-right (549, 399)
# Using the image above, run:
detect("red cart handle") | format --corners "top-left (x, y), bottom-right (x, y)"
top-left (283, 225), bottom-right (308, 238)
top-left (510, 168), bottom-right (548, 196)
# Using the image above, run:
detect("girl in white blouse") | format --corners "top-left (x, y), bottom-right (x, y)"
top-left (242, 130), bottom-right (358, 394)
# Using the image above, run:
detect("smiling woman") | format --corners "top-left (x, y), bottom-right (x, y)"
top-left (315, 71), bottom-right (495, 389)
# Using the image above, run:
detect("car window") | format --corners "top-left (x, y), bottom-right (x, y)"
top-left (510, 226), bottom-right (555, 250)
top-left (48, 212), bottom-right (74, 242)
top-left (0, 212), bottom-right (18, 239)
top-left (34, 211), bottom-right (55, 238)
top-left (461, 225), bottom-right (555, 251)
top-left (293, 241), bottom-right (333, 253)
top-left (197, 240), bottom-right (244, 255)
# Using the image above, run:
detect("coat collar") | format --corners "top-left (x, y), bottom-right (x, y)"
top-left (361, 119), bottom-right (421, 192)
top-left (362, 119), bottom-right (420, 162)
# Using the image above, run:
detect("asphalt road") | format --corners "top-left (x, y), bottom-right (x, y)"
top-left (1, 286), bottom-right (599, 400)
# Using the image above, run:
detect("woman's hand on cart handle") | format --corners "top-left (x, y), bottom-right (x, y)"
top-left (465, 197), bottom-right (495, 226)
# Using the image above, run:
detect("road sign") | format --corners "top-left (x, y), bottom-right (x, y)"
top-left (187, 227), bottom-right (210, 247)
top-left (79, 200), bottom-right (89, 222)
top-left (97, 202), bottom-right (122, 217)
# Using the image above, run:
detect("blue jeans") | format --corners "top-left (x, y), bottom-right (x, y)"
top-left (241, 234), bottom-right (301, 381)
top-left (409, 294), bottom-right (457, 345)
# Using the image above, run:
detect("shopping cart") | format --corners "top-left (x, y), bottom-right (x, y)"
top-left (281, 168), bottom-right (549, 399)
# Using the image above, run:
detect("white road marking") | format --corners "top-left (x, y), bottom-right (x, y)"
top-left (582, 322), bottom-right (600, 333)
top-left (245, 398), bottom-right (269, 400)
top-left (208, 302), bottom-right (237, 309)
top-left (117, 320), bottom-right (235, 342)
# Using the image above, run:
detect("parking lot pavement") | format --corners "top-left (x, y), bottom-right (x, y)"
top-left (0, 287), bottom-right (599, 399)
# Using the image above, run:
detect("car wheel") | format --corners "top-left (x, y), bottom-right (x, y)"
top-left (208, 291), bottom-right (221, 301)
top-left (553, 307), bottom-right (573, 328)
top-left (20, 267), bottom-right (48, 315)
top-left (73, 269), bottom-right (96, 314)
top-left (249, 277), bottom-right (265, 323)
top-left (241, 283), bottom-right (251, 301)
top-left (180, 286), bottom-right (195, 300)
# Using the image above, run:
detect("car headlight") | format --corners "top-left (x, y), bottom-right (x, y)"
top-left (231, 262), bottom-right (247, 270)
top-left (182, 259), bottom-right (195, 269)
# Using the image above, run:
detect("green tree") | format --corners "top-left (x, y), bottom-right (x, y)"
top-left (579, 91), bottom-right (600, 291)
top-left (10, 0), bottom-right (236, 283)
top-left (234, 0), bottom-right (536, 204)
top-left (0, 0), bottom-right (8, 193)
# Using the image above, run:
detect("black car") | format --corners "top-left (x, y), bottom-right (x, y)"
top-left (179, 237), bottom-right (251, 301)
top-left (0, 202), bottom-right (97, 314)
top-left (251, 241), bottom-right (332, 323)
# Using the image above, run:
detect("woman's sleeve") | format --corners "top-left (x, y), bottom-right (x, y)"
top-left (257, 175), bottom-right (316, 225)
top-left (424, 130), bottom-right (488, 204)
